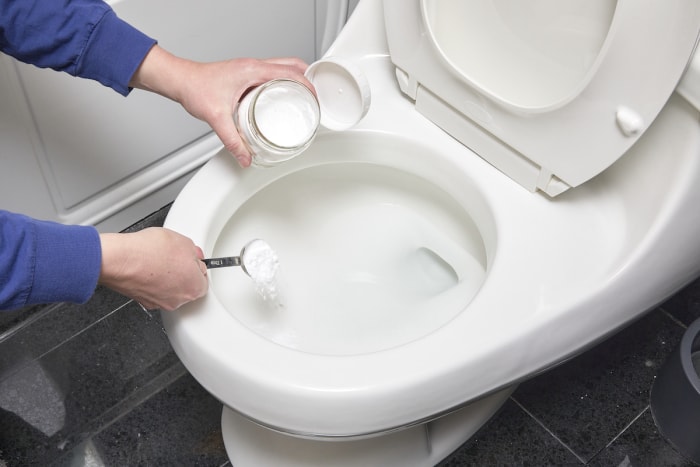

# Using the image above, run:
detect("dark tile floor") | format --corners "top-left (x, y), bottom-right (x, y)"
top-left (0, 204), bottom-right (699, 466)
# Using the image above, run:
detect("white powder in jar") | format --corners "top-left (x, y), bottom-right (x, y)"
top-left (242, 239), bottom-right (280, 302)
top-left (235, 79), bottom-right (320, 167)
top-left (254, 83), bottom-right (319, 148)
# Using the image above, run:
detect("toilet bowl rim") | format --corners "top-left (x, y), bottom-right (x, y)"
top-left (161, 131), bottom-right (551, 419)
top-left (162, 122), bottom-right (618, 373)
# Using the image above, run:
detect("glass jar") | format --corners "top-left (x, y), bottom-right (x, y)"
top-left (234, 79), bottom-right (321, 168)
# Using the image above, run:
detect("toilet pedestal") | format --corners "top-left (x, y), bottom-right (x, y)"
top-left (220, 386), bottom-right (515, 466)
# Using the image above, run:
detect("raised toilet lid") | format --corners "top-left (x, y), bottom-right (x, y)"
top-left (383, 0), bottom-right (700, 196)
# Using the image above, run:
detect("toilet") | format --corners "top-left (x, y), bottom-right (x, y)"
top-left (162, 0), bottom-right (700, 465)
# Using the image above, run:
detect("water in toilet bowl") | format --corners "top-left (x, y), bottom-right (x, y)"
top-left (209, 162), bottom-right (487, 356)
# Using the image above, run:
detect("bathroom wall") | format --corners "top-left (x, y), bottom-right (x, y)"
top-left (0, 0), bottom-right (349, 232)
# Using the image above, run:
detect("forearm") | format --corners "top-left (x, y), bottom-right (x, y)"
top-left (0, 211), bottom-right (101, 310)
top-left (0, 0), bottom-right (156, 95)
top-left (129, 45), bottom-right (193, 102)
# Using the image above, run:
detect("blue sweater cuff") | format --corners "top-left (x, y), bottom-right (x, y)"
top-left (78, 9), bottom-right (156, 96)
top-left (31, 220), bottom-right (102, 306)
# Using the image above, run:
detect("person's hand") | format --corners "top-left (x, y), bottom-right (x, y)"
top-left (129, 45), bottom-right (314, 167)
top-left (98, 227), bottom-right (208, 311)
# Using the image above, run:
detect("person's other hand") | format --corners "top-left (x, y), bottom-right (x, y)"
top-left (98, 227), bottom-right (208, 311)
top-left (129, 45), bottom-right (313, 167)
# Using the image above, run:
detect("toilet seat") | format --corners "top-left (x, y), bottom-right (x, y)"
top-left (383, 0), bottom-right (700, 196)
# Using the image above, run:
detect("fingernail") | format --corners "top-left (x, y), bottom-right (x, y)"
top-left (235, 154), bottom-right (251, 168)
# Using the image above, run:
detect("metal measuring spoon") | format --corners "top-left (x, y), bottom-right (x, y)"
top-left (201, 239), bottom-right (275, 277)
top-left (202, 254), bottom-right (243, 270)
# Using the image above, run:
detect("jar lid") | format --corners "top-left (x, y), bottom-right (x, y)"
top-left (305, 57), bottom-right (371, 131)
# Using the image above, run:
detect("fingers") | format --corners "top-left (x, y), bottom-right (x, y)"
top-left (217, 58), bottom-right (313, 166)
top-left (232, 57), bottom-right (312, 97)
top-left (198, 259), bottom-right (208, 277)
top-left (263, 57), bottom-right (311, 82)
top-left (263, 56), bottom-right (309, 72)
top-left (210, 111), bottom-right (252, 167)
top-left (194, 245), bottom-right (204, 259)
top-left (262, 57), bottom-right (315, 94)
top-left (99, 228), bottom-right (210, 312)
top-left (194, 246), bottom-right (208, 277)
top-left (168, 55), bottom-right (314, 168)
top-left (151, 255), bottom-right (208, 311)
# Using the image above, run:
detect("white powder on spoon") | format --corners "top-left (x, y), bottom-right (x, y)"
top-left (241, 239), bottom-right (280, 302)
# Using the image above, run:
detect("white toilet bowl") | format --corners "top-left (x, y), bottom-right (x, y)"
top-left (162, 0), bottom-right (700, 464)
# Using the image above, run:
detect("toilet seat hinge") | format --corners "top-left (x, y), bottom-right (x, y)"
top-left (395, 67), bottom-right (419, 100)
top-left (536, 168), bottom-right (571, 197)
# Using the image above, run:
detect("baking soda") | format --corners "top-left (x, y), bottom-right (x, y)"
top-left (242, 239), bottom-right (280, 302)
top-left (255, 84), bottom-right (319, 148)
top-left (235, 79), bottom-right (320, 167)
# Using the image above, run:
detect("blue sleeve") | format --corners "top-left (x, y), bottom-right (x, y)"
top-left (0, 210), bottom-right (102, 310)
top-left (0, 0), bottom-right (157, 96)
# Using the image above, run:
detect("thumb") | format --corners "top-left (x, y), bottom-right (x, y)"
top-left (211, 113), bottom-right (252, 167)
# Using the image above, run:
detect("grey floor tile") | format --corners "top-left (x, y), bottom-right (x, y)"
top-left (512, 309), bottom-right (686, 463)
top-left (122, 204), bottom-right (171, 233)
top-left (0, 303), bottom-right (47, 337)
top-left (0, 301), bottom-right (179, 466)
top-left (0, 287), bottom-right (130, 385)
top-left (439, 399), bottom-right (582, 466)
top-left (587, 409), bottom-right (695, 467)
top-left (660, 276), bottom-right (700, 327)
top-left (54, 372), bottom-right (227, 467)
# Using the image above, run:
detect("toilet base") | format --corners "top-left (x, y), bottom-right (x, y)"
top-left (220, 386), bottom-right (515, 466)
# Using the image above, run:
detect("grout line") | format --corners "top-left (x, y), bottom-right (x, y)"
top-left (603, 405), bottom-right (649, 450)
top-left (0, 303), bottom-right (63, 344)
top-left (50, 359), bottom-right (189, 465)
top-left (37, 301), bottom-right (131, 359)
top-left (510, 396), bottom-right (587, 464)
top-left (132, 300), bottom-right (157, 320)
top-left (0, 300), bottom-right (132, 386)
top-left (131, 300), bottom-right (170, 336)
top-left (658, 306), bottom-right (688, 330)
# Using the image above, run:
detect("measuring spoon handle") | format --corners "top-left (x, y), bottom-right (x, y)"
top-left (202, 256), bottom-right (242, 269)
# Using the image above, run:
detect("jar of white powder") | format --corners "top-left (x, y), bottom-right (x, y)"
top-left (235, 79), bottom-right (320, 167)
top-left (234, 57), bottom-right (371, 168)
